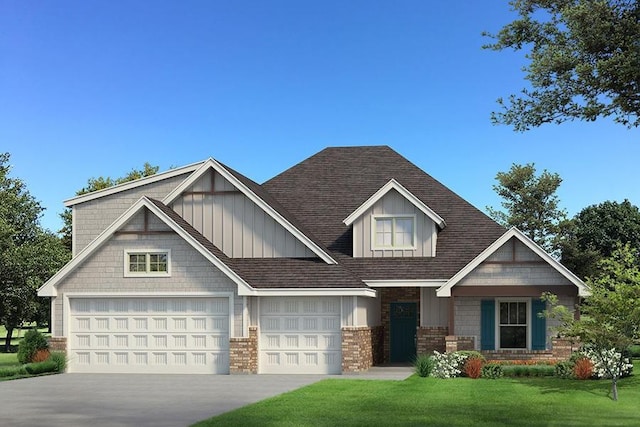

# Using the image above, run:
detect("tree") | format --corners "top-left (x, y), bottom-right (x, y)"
top-left (560, 200), bottom-right (640, 278)
top-left (544, 243), bottom-right (640, 400)
top-left (484, 0), bottom-right (640, 130)
top-left (59, 162), bottom-right (159, 251)
top-left (487, 163), bottom-right (567, 252)
top-left (0, 153), bottom-right (70, 351)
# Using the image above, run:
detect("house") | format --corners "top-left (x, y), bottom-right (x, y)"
top-left (38, 146), bottom-right (587, 374)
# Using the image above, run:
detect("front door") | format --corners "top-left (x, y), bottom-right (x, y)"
top-left (390, 302), bottom-right (417, 363)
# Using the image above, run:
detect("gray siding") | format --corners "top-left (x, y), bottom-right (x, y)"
top-left (55, 229), bottom-right (244, 339)
top-left (74, 173), bottom-right (190, 254)
top-left (352, 189), bottom-right (437, 258)
top-left (357, 295), bottom-right (381, 327)
top-left (171, 169), bottom-right (314, 258)
top-left (421, 288), bottom-right (449, 327)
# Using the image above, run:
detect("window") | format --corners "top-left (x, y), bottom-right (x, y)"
top-left (373, 216), bottom-right (416, 249)
top-left (499, 301), bottom-right (527, 349)
top-left (125, 250), bottom-right (170, 277)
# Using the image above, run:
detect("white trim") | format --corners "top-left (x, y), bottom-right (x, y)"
top-left (495, 298), bottom-right (531, 350)
top-left (71, 206), bottom-right (77, 256)
top-left (436, 227), bottom-right (589, 297)
top-left (123, 249), bottom-right (171, 277)
top-left (343, 178), bottom-right (446, 228)
top-left (64, 161), bottom-right (204, 206)
top-left (237, 287), bottom-right (377, 297)
top-left (365, 279), bottom-right (447, 288)
top-left (50, 297), bottom-right (57, 336)
top-left (37, 197), bottom-right (255, 297)
top-left (162, 158), bottom-right (337, 265)
top-left (242, 296), bottom-right (249, 338)
top-left (371, 214), bottom-right (417, 250)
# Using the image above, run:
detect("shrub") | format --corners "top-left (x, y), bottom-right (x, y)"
top-left (24, 360), bottom-right (58, 375)
top-left (0, 366), bottom-right (27, 378)
top-left (554, 361), bottom-right (575, 379)
top-left (463, 357), bottom-right (483, 379)
top-left (414, 354), bottom-right (434, 377)
top-left (457, 351), bottom-right (486, 363)
top-left (501, 365), bottom-right (554, 377)
top-left (17, 329), bottom-right (49, 364)
top-left (583, 347), bottom-right (634, 379)
top-left (627, 344), bottom-right (640, 359)
top-left (573, 357), bottom-right (594, 380)
top-left (431, 351), bottom-right (467, 379)
top-left (31, 348), bottom-right (51, 363)
top-left (481, 363), bottom-right (503, 379)
top-left (48, 352), bottom-right (66, 373)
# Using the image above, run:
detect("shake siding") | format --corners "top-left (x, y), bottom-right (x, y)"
top-left (55, 232), bottom-right (244, 338)
top-left (171, 170), bottom-right (314, 258)
top-left (454, 297), bottom-right (481, 348)
top-left (352, 189), bottom-right (437, 258)
top-left (73, 174), bottom-right (190, 253)
top-left (456, 263), bottom-right (573, 287)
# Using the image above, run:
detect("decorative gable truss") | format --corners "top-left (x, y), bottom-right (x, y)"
top-left (343, 179), bottom-right (446, 258)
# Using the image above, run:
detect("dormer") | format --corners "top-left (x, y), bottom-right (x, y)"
top-left (343, 179), bottom-right (446, 258)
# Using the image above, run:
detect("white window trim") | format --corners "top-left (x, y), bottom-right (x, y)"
top-left (495, 298), bottom-right (531, 350)
top-left (124, 249), bottom-right (171, 277)
top-left (371, 214), bottom-right (417, 250)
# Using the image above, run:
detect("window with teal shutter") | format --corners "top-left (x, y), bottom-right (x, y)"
top-left (531, 298), bottom-right (547, 350)
top-left (481, 300), bottom-right (495, 350)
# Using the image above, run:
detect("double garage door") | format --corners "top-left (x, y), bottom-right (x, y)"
top-left (68, 297), bottom-right (230, 374)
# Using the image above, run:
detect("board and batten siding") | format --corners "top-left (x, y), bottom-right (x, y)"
top-left (53, 218), bottom-right (244, 338)
top-left (421, 288), bottom-right (449, 327)
top-left (352, 189), bottom-right (437, 258)
top-left (171, 169), bottom-right (314, 258)
top-left (73, 173), bottom-right (191, 254)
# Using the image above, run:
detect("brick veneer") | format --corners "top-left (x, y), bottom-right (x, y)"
top-left (379, 287), bottom-right (420, 363)
top-left (417, 327), bottom-right (447, 354)
top-left (342, 327), bottom-right (374, 372)
top-left (48, 337), bottom-right (67, 353)
top-left (551, 337), bottom-right (580, 359)
top-left (445, 335), bottom-right (475, 352)
top-left (229, 326), bottom-right (258, 374)
top-left (371, 325), bottom-right (384, 365)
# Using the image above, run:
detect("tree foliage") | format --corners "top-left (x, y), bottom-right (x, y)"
top-left (485, 0), bottom-right (640, 130)
top-left (487, 163), bottom-right (567, 252)
top-left (544, 243), bottom-right (640, 400)
top-left (560, 199), bottom-right (640, 278)
top-left (59, 162), bottom-right (159, 251)
top-left (0, 153), bottom-right (70, 351)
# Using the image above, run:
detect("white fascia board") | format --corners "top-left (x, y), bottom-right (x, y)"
top-left (38, 197), bottom-right (256, 298)
top-left (162, 158), bottom-right (338, 265)
top-left (63, 161), bottom-right (204, 207)
top-left (365, 279), bottom-right (447, 288)
top-left (237, 287), bottom-right (377, 297)
top-left (343, 179), bottom-right (446, 228)
top-left (436, 227), bottom-right (589, 297)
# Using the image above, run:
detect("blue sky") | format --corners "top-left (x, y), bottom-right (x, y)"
top-left (1, 1), bottom-right (638, 233)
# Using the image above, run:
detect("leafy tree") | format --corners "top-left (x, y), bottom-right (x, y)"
top-left (484, 0), bottom-right (640, 130)
top-left (60, 162), bottom-right (159, 251)
top-left (544, 243), bottom-right (640, 400)
top-left (0, 153), bottom-right (70, 351)
top-left (560, 200), bottom-right (640, 278)
top-left (487, 163), bottom-right (567, 252)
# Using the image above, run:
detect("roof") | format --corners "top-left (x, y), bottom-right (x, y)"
top-left (263, 146), bottom-right (506, 280)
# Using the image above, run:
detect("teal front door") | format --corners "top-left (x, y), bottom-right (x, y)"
top-left (390, 302), bottom-right (417, 363)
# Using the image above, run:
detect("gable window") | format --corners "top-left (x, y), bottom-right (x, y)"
top-left (499, 301), bottom-right (527, 349)
top-left (124, 250), bottom-right (171, 277)
top-left (372, 215), bottom-right (416, 249)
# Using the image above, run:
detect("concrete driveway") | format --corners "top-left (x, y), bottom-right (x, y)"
top-left (0, 373), bottom-right (327, 427)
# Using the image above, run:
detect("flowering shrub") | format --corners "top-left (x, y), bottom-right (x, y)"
top-left (431, 351), bottom-right (467, 379)
top-left (583, 347), bottom-right (634, 379)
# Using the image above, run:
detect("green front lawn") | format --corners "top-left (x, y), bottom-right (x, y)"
top-left (194, 361), bottom-right (640, 427)
top-left (0, 353), bottom-right (19, 368)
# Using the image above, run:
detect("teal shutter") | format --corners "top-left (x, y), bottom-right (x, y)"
top-left (480, 300), bottom-right (495, 350)
top-left (531, 299), bottom-right (547, 350)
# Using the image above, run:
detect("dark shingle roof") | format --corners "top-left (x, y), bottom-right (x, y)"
top-left (262, 146), bottom-right (506, 280)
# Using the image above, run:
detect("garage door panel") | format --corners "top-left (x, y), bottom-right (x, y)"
top-left (68, 297), bottom-right (230, 374)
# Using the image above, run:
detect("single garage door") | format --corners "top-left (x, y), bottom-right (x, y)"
top-left (259, 297), bottom-right (342, 374)
top-left (68, 297), bottom-right (230, 374)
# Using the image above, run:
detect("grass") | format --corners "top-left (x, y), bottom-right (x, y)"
top-left (193, 361), bottom-right (640, 427)
top-left (0, 353), bottom-right (19, 368)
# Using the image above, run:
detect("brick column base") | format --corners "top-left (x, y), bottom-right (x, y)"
top-left (229, 326), bottom-right (258, 374)
top-left (552, 337), bottom-right (580, 360)
top-left (342, 327), bottom-right (374, 373)
top-left (445, 335), bottom-right (475, 352)
top-left (417, 327), bottom-right (447, 355)
top-left (48, 337), bottom-right (67, 353)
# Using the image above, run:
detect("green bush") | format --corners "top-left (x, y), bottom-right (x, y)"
top-left (24, 360), bottom-right (58, 375)
top-left (628, 345), bottom-right (640, 359)
top-left (555, 361), bottom-right (575, 379)
top-left (502, 365), bottom-right (555, 377)
top-left (456, 351), bottom-right (486, 362)
top-left (0, 366), bottom-right (27, 378)
top-left (48, 351), bottom-right (66, 373)
top-left (414, 354), bottom-right (434, 378)
top-left (17, 329), bottom-right (49, 364)
top-left (481, 363), bottom-right (503, 379)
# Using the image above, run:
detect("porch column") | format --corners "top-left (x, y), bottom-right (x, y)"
top-left (448, 293), bottom-right (455, 335)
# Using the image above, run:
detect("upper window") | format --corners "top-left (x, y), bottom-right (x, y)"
top-left (499, 301), bottom-right (527, 349)
top-left (124, 250), bottom-right (171, 277)
top-left (372, 215), bottom-right (416, 249)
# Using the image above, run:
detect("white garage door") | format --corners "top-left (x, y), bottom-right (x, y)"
top-left (259, 297), bottom-right (342, 374)
top-left (68, 297), bottom-right (230, 374)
